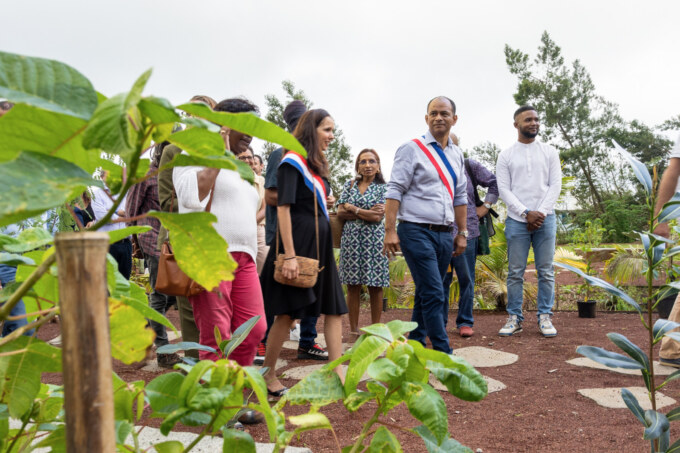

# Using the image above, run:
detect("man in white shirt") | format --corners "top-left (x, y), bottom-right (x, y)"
top-left (496, 105), bottom-right (562, 337)
top-left (654, 134), bottom-right (680, 367)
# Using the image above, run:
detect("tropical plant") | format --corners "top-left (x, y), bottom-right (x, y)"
top-left (556, 140), bottom-right (680, 452)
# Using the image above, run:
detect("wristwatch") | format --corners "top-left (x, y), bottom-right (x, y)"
top-left (457, 230), bottom-right (469, 238)
top-left (521, 209), bottom-right (529, 219)
top-left (483, 202), bottom-right (492, 210)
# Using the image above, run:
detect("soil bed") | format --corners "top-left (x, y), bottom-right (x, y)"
top-left (39, 308), bottom-right (680, 452)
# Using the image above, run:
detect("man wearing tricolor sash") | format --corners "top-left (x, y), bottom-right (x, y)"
top-left (384, 96), bottom-right (468, 354)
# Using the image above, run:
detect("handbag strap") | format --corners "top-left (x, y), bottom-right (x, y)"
top-left (275, 177), bottom-right (321, 262)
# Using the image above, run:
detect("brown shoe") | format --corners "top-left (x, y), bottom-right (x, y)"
top-left (459, 326), bottom-right (474, 338)
top-left (157, 352), bottom-right (182, 368)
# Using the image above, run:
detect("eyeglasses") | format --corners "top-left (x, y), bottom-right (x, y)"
top-left (359, 159), bottom-right (377, 165)
top-left (238, 155), bottom-right (254, 162)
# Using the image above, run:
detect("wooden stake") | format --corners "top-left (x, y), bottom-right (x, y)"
top-left (55, 232), bottom-right (115, 452)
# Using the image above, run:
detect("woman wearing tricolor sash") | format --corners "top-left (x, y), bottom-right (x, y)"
top-left (260, 109), bottom-right (348, 395)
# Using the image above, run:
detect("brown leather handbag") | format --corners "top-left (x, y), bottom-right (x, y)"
top-left (155, 178), bottom-right (216, 297)
top-left (274, 185), bottom-right (323, 288)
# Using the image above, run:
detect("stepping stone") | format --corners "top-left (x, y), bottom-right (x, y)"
top-left (429, 374), bottom-right (506, 393)
top-left (283, 364), bottom-right (368, 382)
top-left (256, 359), bottom-right (288, 371)
top-left (578, 387), bottom-right (676, 409)
top-left (567, 357), bottom-right (676, 376)
top-left (167, 330), bottom-right (181, 342)
top-left (452, 346), bottom-right (518, 367)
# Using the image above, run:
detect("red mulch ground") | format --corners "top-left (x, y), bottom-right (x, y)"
top-left (39, 308), bottom-right (680, 452)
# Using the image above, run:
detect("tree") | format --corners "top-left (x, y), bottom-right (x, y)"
top-left (264, 80), bottom-right (353, 196)
top-left (468, 141), bottom-right (501, 170)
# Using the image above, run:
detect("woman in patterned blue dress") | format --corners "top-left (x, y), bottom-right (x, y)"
top-left (337, 149), bottom-right (390, 334)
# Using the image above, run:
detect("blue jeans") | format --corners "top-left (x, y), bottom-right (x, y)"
top-left (298, 316), bottom-right (319, 350)
top-left (398, 222), bottom-right (453, 354)
top-left (505, 215), bottom-right (556, 322)
top-left (443, 236), bottom-right (477, 328)
top-left (0, 264), bottom-right (34, 337)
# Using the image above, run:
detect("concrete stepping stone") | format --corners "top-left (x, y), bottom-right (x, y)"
top-left (578, 386), bottom-right (676, 409)
top-left (452, 346), bottom-right (518, 368)
top-left (256, 359), bottom-right (288, 371)
top-left (429, 374), bottom-right (506, 393)
top-left (167, 330), bottom-right (181, 342)
top-left (567, 357), bottom-right (676, 376)
top-left (282, 364), bottom-right (368, 382)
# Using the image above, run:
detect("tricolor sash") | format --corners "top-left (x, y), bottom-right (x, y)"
top-left (279, 151), bottom-right (330, 220)
top-left (412, 138), bottom-right (458, 202)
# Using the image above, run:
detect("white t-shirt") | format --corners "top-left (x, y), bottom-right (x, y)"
top-left (669, 134), bottom-right (680, 192)
top-left (496, 140), bottom-right (562, 222)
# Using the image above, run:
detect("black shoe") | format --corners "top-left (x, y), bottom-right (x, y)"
top-left (237, 410), bottom-right (264, 424)
top-left (157, 353), bottom-right (182, 368)
top-left (297, 343), bottom-right (329, 361)
top-left (660, 357), bottom-right (680, 368)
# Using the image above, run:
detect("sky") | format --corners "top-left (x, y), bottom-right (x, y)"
top-left (4, 0), bottom-right (680, 177)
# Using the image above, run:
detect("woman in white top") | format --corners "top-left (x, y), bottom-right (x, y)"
top-left (172, 97), bottom-right (267, 366)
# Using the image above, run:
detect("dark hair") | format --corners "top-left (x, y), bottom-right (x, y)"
top-left (355, 149), bottom-right (385, 184)
top-left (189, 95), bottom-right (216, 109)
top-left (0, 100), bottom-right (14, 111)
top-left (514, 105), bottom-right (536, 120)
top-left (214, 97), bottom-right (259, 114)
top-left (292, 109), bottom-right (331, 178)
top-left (254, 155), bottom-right (263, 165)
top-left (152, 141), bottom-right (170, 167)
top-left (427, 96), bottom-right (456, 115)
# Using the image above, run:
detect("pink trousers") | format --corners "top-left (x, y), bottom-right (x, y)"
top-left (189, 252), bottom-right (267, 366)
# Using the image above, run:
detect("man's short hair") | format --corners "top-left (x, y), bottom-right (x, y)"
top-left (214, 97), bottom-right (259, 114)
top-left (427, 96), bottom-right (456, 115)
top-left (254, 155), bottom-right (263, 165)
top-left (513, 105), bottom-right (536, 120)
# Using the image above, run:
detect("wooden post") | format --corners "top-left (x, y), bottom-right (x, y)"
top-left (55, 232), bottom-right (115, 453)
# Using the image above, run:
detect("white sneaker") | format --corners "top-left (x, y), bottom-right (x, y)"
top-left (499, 315), bottom-right (522, 336)
top-left (289, 323), bottom-right (300, 341)
top-left (538, 314), bottom-right (557, 337)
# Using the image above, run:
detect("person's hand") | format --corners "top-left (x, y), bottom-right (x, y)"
top-left (371, 204), bottom-right (385, 216)
top-left (476, 205), bottom-right (489, 219)
top-left (282, 257), bottom-right (299, 280)
top-left (655, 222), bottom-right (671, 238)
top-left (326, 195), bottom-right (336, 209)
top-left (116, 209), bottom-right (125, 218)
top-left (527, 223), bottom-right (538, 232)
top-left (383, 230), bottom-right (400, 258)
top-left (86, 220), bottom-right (94, 229)
top-left (527, 211), bottom-right (545, 229)
top-left (343, 203), bottom-right (359, 216)
top-left (453, 235), bottom-right (467, 256)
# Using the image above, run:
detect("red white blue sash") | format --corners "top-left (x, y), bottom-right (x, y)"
top-left (280, 151), bottom-right (329, 220)
top-left (412, 138), bottom-right (457, 202)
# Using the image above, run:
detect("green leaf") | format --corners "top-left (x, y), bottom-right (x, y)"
top-left (178, 360), bottom-right (214, 404)
top-left (107, 254), bottom-right (130, 298)
top-left (146, 372), bottom-right (185, 414)
top-left (114, 420), bottom-right (134, 445)
top-left (621, 388), bottom-right (645, 424)
top-left (16, 249), bottom-right (58, 320)
top-left (0, 252), bottom-right (34, 266)
top-left (119, 293), bottom-right (176, 335)
top-left (344, 335), bottom-right (390, 394)
top-left (0, 336), bottom-right (61, 418)
top-left (402, 383), bottom-right (448, 444)
top-left (386, 320), bottom-right (418, 340)
top-left (82, 69), bottom-right (151, 157)
top-left (222, 428), bottom-right (256, 453)
top-left (343, 390), bottom-right (375, 412)
top-left (576, 345), bottom-right (644, 370)
top-left (187, 387), bottom-right (229, 411)
top-left (0, 151), bottom-right (103, 228)
top-left (109, 298), bottom-right (155, 364)
top-left (113, 378), bottom-right (144, 423)
top-left (414, 425), bottom-right (472, 453)
top-left (643, 410), bottom-right (669, 440)
top-left (168, 127), bottom-right (225, 157)
top-left (361, 323), bottom-right (394, 342)
top-left (139, 96), bottom-right (180, 125)
top-left (658, 193), bottom-right (680, 224)
top-left (667, 405), bottom-right (680, 422)
top-left (160, 406), bottom-right (191, 436)
top-left (367, 358), bottom-right (405, 382)
top-left (162, 153), bottom-right (254, 184)
top-left (35, 424), bottom-right (66, 452)
top-left (107, 226), bottom-right (151, 244)
top-left (289, 412), bottom-right (332, 432)
top-left (178, 103), bottom-right (308, 157)
top-left (654, 319), bottom-right (680, 343)
top-left (154, 440), bottom-right (185, 453)
top-left (369, 426), bottom-right (403, 453)
top-left (149, 211), bottom-right (237, 291)
top-left (0, 51), bottom-right (97, 120)
top-left (607, 333), bottom-right (650, 370)
top-left (4, 227), bottom-right (53, 253)
top-left (287, 368), bottom-right (344, 407)
top-left (0, 104), bottom-right (102, 174)
top-left (555, 262), bottom-right (641, 313)
top-left (223, 316), bottom-right (261, 358)
top-left (612, 140), bottom-right (653, 195)
top-left (156, 341), bottom-right (217, 355)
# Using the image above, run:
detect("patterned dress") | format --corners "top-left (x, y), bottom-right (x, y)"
top-left (337, 180), bottom-right (390, 287)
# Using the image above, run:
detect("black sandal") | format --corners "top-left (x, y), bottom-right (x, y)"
top-left (267, 386), bottom-right (289, 398)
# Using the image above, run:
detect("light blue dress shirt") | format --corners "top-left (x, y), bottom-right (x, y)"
top-left (386, 131), bottom-right (467, 225)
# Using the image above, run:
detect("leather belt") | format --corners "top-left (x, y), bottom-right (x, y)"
top-left (400, 220), bottom-right (454, 233)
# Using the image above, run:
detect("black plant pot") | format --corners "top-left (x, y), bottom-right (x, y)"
top-left (657, 295), bottom-right (676, 319)
top-left (577, 300), bottom-right (597, 318)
